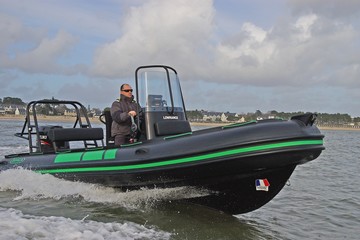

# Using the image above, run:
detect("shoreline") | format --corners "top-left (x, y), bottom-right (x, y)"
top-left (190, 121), bottom-right (360, 131)
top-left (1, 115), bottom-right (360, 131)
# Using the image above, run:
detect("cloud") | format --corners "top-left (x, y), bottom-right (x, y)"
top-left (0, 14), bottom-right (23, 51)
top-left (2, 0), bottom-right (360, 116)
top-left (90, 0), bottom-right (360, 90)
top-left (288, 0), bottom-right (360, 19)
top-left (0, 1), bottom-right (122, 40)
top-left (0, 13), bottom-right (45, 53)
top-left (1, 30), bottom-right (78, 74)
top-left (10, 82), bottom-right (56, 102)
top-left (211, 13), bottom-right (360, 87)
top-left (0, 71), bottom-right (17, 93)
top-left (49, 77), bottom-right (124, 110)
top-left (91, 0), bottom-right (215, 78)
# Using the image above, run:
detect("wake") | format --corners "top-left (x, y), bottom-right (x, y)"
top-left (0, 168), bottom-right (209, 210)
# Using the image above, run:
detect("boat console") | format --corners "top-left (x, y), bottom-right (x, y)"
top-left (135, 65), bottom-right (192, 140)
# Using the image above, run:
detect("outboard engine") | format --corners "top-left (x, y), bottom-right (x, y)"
top-left (135, 65), bottom-right (191, 140)
top-left (38, 125), bottom-right (69, 152)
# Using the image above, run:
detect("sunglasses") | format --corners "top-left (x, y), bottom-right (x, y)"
top-left (122, 89), bottom-right (133, 92)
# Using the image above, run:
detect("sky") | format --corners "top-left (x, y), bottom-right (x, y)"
top-left (1, 0), bottom-right (360, 116)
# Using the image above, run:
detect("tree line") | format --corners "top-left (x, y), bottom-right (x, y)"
top-left (186, 109), bottom-right (360, 125)
top-left (1, 97), bottom-right (104, 117)
top-left (0, 97), bottom-right (26, 105)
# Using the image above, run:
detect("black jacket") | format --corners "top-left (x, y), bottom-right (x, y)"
top-left (110, 94), bottom-right (141, 137)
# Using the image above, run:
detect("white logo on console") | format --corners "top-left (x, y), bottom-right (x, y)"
top-left (163, 116), bottom-right (179, 120)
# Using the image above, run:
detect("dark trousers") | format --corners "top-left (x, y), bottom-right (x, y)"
top-left (114, 135), bottom-right (129, 146)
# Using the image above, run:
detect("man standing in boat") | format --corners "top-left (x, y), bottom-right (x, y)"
top-left (110, 84), bottom-right (142, 146)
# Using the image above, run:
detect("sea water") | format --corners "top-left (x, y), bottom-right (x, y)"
top-left (0, 119), bottom-right (359, 239)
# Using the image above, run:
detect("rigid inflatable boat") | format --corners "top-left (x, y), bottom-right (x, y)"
top-left (0, 65), bottom-right (324, 214)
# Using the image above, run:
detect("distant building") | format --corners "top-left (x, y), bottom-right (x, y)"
top-left (238, 116), bottom-right (246, 123)
top-left (15, 107), bottom-right (26, 115)
top-left (4, 105), bottom-right (15, 114)
top-left (202, 114), bottom-right (220, 122)
top-left (1, 104), bottom-right (26, 115)
top-left (64, 109), bottom-right (77, 117)
top-left (220, 113), bottom-right (228, 122)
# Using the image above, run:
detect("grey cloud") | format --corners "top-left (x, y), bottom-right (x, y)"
top-left (0, 13), bottom-right (45, 53)
top-left (209, 14), bottom-right (360, 88)
top-left (90, 0), bottom-right (215, 78)
top-left (0, 71), bottom-right (17, 92)
top-left (1, 30), bottom-right (78, 74)
top-left (2, 0), bottom-right (360, 106)
top-left (288, 0), bottom-right (360, 19)
top-left (90, 0), bottom-right (360, 91)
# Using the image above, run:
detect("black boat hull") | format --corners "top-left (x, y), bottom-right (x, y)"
top-left (1, 118), bottom-right (324, 214)
top-left (183, 165), bottom-right (296, 214)
top-left (49, 147), bottom-right (318, 214)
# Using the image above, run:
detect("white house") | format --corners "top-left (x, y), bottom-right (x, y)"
top-left (237, 116), bottom-right (246, 123)
top-left (14, 107), bottom-right (26, 115)
top-left (220, 113), bottom-right (228, 122)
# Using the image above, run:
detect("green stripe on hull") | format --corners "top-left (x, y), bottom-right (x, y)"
top-left (54, 152), bottom-right (83, 163)
top-left (54, 149), bottom-right (118, 163)
top-left (104, 149), bottom-right (117, 159)
top-left (38, 140), bottom-right (323, 174)
top-left (82, 151), bottom-right (103, 161)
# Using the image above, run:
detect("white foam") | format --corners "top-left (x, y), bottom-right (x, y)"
top-left (0, 168), bottom-right (209, 209)
top-left (0, 207), bottom-right (171, 240)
